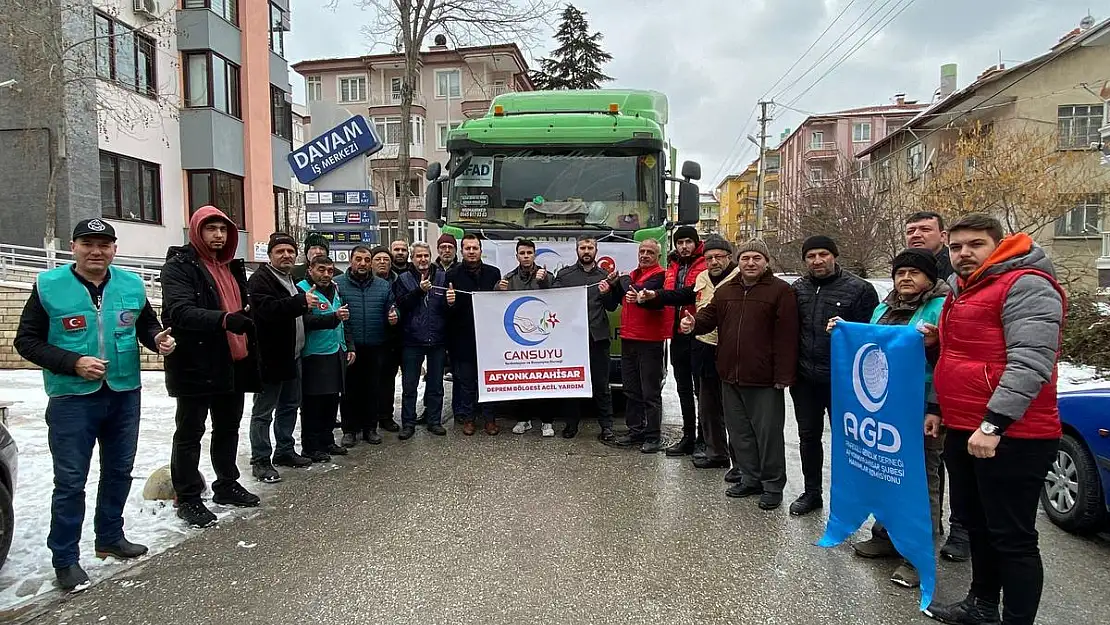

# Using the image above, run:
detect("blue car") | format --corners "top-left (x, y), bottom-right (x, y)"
top-left (0, 420), bottom-right (16, 570)
top-left (1041, 387), bottom-right (1110, 533)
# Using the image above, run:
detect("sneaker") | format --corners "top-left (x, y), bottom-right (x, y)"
top-left (363, 429), bottom-right (383, 445)
top-left (341, 433), bottom-right (357, 448)
top-left (212, 482), bottom-right (261, 508)
top-left (758, 492), bottom-right (783, 510)
top-left (891, 561), bottom-right (920, 588)
top-left (541, 424), bottom-right (555, 437)
top-left (94, 537), bottom-right (148, 559)
top-left (55, 564), bottom-right (91, 593)
top-left (726, 483), bottom-right (763, 499)
top-left (273, 453), bottom-right (312, 468)
top-left (789, 492), bottom-right (823, 516)
top-left (327, 443), bottom-right (349, 456)
top-left (176, 500), bottom-right (219, 528)
top-left (923, 594), bottom-right (1001, 625)
top-left (512, 421), bottom-right (532, 435)
top-left (251, 462), bottom-right (281, 483)
top-left (853, 534), bottom-right (899, 559)
top-left (664, 435), bottom-right (695, 457)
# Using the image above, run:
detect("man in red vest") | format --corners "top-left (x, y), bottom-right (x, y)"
top-left (925, 214), bottom-right (1065, 625)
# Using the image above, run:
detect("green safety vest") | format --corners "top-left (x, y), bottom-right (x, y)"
top-left (38, 265), bottom-right (147, 397)
top-left (297, 280), bottom-right (345, 357)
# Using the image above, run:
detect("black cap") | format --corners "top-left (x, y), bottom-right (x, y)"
top-left (267, 232), bottom-right (298, 253)
top-left (72, 218), bottom-right (117, 241)
top-left (801, 234), bottom-right (839, 258)
top-left (673, 225), bottom-right (700, 245)
top-left (892, 248), bottom-right (939, 284)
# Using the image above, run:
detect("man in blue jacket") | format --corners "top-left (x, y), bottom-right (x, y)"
top-left (392, 242), bottom-right (453, 439)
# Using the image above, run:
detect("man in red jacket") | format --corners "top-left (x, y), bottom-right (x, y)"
top-left (659, 225), bottom-right (707, 457)
top-left (600, 239), bottom-right (671, 453)
top-left (925, 214), bottom-right (1065, 625)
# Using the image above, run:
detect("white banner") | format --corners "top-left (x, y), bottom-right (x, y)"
top-left (481, 240), bottom-right (641, 277)
top-left (473, 287), bottom-right (593, 402)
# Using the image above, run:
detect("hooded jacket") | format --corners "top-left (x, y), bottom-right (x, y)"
top-left (933, 234), bottom-right (1065, 439)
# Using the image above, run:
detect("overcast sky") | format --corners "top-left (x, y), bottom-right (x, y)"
top-left (287, 0), bottom-right (1102, 189)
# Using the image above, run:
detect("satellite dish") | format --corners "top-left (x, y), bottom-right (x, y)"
top-left (434, 34), bottom-right (447, 46)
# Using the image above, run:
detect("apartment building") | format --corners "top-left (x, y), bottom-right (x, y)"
top-left (714, 150), bottom-right (780, 243)
top-left (698, 192), bottom-right (720, 236)
top-left (0, 0), bottom-right (293, 261)
top-left (291, 40), bottom-right (533, 244)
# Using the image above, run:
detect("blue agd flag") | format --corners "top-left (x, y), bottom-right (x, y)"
top-left (817, 321), bottom-right (936, 610)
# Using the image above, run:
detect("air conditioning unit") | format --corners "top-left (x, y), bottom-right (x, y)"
top-left (134, 0), bottom-right (158, 17)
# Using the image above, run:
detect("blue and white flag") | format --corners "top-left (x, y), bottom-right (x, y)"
top-left (818, 321), bottom-right (936, 610)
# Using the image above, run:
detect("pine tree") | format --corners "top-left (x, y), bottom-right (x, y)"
top-left (531, 4), bottom-right (613, 90)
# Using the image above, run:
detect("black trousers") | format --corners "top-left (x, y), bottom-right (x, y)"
top-left (622, 339), bottom-right (666, 441)
top-left (670, 333), bottom-right (700, 437)
top-left (171, 392), bottom-right (245, 503)
top-left (568, 339), bottom-right (615, 429)
top-left (789, 377), bottom-right (831, 495)
top-left (342, 344), bottom-right (384, 434)
top-left (378, 342), bottom-right (402, 427)
top-left (692, 340), bottom-right (727, 460)
top-left (945, 430), bottom-right (1058, 625)
top-left (301, 394), bottom-right (341, 454)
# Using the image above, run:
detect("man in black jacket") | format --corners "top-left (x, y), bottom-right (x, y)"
top-left (161, 206), bottom-right (261, 528)
top-left (789, 235), bottom-right (879, 516)
top-left (447, 233), bottom-right (503, 436)
top-left (246, 233), bottom-right (321, 483)
top-left (389, 239), bottom-right (413, 280)
top-left (372, 246), bottom-right (404, 433)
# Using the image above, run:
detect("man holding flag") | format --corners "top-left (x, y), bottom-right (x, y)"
top-left (498, 239), bottom-right (555, 437)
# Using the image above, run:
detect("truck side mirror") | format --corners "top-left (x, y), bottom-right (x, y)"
top-left (425, 181), bottom-right (443, 222)
top-left (426, 162), bottom-right (442, 181)
top-left (676, 181), bottom-right (699, 225)
top-left (681, 160), bottom-right (701, 181)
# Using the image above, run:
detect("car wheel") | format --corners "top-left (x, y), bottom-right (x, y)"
top-left (0, 481), bottom-right (12, 570)
top-left (1040, 433), bottom-right (1105, 533)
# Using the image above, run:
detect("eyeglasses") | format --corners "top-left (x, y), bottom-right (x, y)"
top-left (704, 254), bottom-right (730, 262)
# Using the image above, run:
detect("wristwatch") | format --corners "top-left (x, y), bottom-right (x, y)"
top-left (979, 421), bottom-right (1001, 436)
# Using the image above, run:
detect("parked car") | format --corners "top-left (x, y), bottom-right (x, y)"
top-left (0, 420), bottom-right (17, 570)
top-left (1041, 387), bottom-right (1110, 533)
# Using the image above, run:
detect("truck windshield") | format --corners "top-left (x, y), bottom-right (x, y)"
top-left (447, 150), bottom-right (662, 230)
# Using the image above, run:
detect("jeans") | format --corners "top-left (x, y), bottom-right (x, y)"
top-left (301, 394), bottom-right (341, 454)
top-left (341, 344), bottom-right (384, 434)
top-left (450, 354), bottom-right (480, 422)
top-left (621, 339), bottom-right (666, 441)
top-left (171, 392), bottom-right (245, 503)
top-left (379, 343), bottom-right (402, 427)
top-left (46, 387), bottom-right (141, 568)
top-left (670, 334), bottom-right (700, 437)
top-left (789, 377), bottom-right (831, 495)
top-left (250, 360), bottom-right (302, 464)
top-left (401, 345), bottom-right (445, 427)
top-left (945, 430), bottom-right (1058, 625)
top-left (568, 339), bottom-right (615, 429)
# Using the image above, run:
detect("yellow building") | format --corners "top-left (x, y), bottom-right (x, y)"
top-left (715, 151), bottom-right (779, 242)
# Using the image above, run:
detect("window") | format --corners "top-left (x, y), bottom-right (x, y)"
top-left (435, 69), bottom-right (461, 99)
top-left (374, 116), bottom-right (402, 145)
top-left (188, 170), bottom-right (245, 229)
top-left (809, 168), bottom-right (824, 182)
top-left (907, 143), bottom-right (924, 178)
top-left (390, 77), bottom-right (402, 102)
top-left (274, 187), bottom-right (290, 231)
top-left (1058, 104), bottom-right (1105, 149)
top-left (93, 12), bottom-right (156, 97)
top-left (809, 131), bottom-right (824, 149)
top-left (852, 122), bottom-right (872, 143)
top-left (412, 117), bottom-right (424, 144)
top-left (338, 76), bottom-right (367, 103)
top-left (855, 161), bottom-right (870, 180)
top-left (99, 151), bottom-right (162, 224)
top-left (394, 178), bottom-right (421, 198)
top-left (1055, 194), bottom-right (1103, 237)
top-left (437, 122), bottom-right (462, 149)
top-left (271, 86), bottom-right (292, 140)
top-left (184, 52), bottom-right (242, 118)
top-left (410, 219), bottom-right (428, 243)
top-left (876, 159), bottom-right (891, 191)
top-left (269, 3), bottom-right (286, 57)
top-left (183, 0), bottom-right (239, 27)
top-left (492, 79), bottom-right (507, 96)
top-left (306, 76), bottom-right (322, 101)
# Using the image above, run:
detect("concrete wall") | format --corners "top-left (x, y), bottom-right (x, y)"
top-left (180, 110), bottom-right (247, 175)
top-left (176, 8), bottom-right (243, 65)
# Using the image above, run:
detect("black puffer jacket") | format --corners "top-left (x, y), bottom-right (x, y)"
top-left (791, 265), bottom-right (879, 382)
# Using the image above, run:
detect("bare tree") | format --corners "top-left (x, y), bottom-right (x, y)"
top-left (326, 0), bottom-right (557, 237)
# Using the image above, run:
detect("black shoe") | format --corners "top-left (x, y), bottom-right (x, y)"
top-left (640, 440), bottom-right (664, 454)
top-left (363, 429), bottom-right (383, 445)
top-left (273, 453), bottom-right (312, 468)
top-left (759, 492), bottom-right (783, 510)
top-left (55, 564), bottom-right (91, 592)
top-left (940, 532), bottom-right (971, 563)
top-left (398, 426), bottom-right (416, 440)
top-left (726, 483), bottom-right (764, 499)
top-left (597, 427), bottom-right (615, 443)
top-left (724, 467), bottom-right (743, 484)
top-left (327, 443), bottom-right (349, 456)
top-left (562, 425), bottom-right (579, 439)
top-left (924, 594), bottom-right (1001, 625)
top-left (94, 537), bottom-right (149, 560)
top-left (664, 435), bottom-right (695, 456)
top-left (176, 499), bottom-right (219, 527)
top-left (212, 482), bottom-right (261, 508)
top-left (380, 421), bottom-right (401, 433)
top-left (306, 450), bottom-right (331, 463)
top-left (692, 456), bottom-right (729, 469)
top-left (789, 492), bottom-right (824, 516)
top-left (601, 434), bottom-right (638, 448)
top-left (251, 461), bottom-right (281, 483)
top-left (341, 433), bottom-right (357, 448)
top-left (428, 424), bottom-right (447, 436)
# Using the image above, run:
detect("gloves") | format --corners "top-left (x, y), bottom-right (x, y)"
top-left (224, 310), bottom-right (254, 335)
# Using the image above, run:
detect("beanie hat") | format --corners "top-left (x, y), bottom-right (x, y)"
top-left (735, 239), bottom-right (771, 261)
top-left (369, 245), bottom-right (391, 259)
top-left (891, 247), bottom-right (939, 284)
top-left (437, 233), bottom-right (457, 247)
top-left (701, 235), bottom-right (733, 256)
top-left (304, 232), bottom-right (329, 252)
top-left (801, 234), bottom-right (839, 258)
top-left (673, 225), bottom-right (700, 245)
top-left (268, 232), bottom-right (298, 253)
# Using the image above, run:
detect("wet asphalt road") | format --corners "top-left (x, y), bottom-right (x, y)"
top-left (11, 413), bottom-right (1110, 625)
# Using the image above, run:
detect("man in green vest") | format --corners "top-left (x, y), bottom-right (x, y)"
top-left (14, 219), bottom-right (176, 592)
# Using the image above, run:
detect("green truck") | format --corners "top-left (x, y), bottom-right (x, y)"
top-left (423, 88), bottom-right (702, 386)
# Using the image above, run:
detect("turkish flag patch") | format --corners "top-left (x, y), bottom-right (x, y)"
top-left (62, 315), bottom-right (87, 331)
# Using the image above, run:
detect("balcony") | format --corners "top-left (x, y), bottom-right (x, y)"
top-left (460, 83), bottom-right (514, 119)
top-left (805, 142), bottom-right (839, 160)
top-left (1099, 232), bottom-right (1110, 263)
top-left (369, 92), bottom-right (427, 110)
top-left (369, 143), bottom-right (427, 164)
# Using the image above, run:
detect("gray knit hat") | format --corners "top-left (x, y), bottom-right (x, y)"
top-left (701, 235), bottom-right (733, 255)
top-left (735, 239), bottom-right (771, 260)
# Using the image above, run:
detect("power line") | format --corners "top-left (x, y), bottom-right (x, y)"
top-left (758, 0), bottom-right (863, 101)
top-left (708, 103), bottom-right (759, 186)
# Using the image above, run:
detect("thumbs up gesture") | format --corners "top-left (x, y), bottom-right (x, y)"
top-left (388, 305), bottom-right (399, 325)
top-left (536, 266), bottom-right (547, 283)
top-left (419, 277), bottom-right (432, 293)
top-left (446, 282), bottom-right (456, 305)
top-left (155, 327), bottom-right (176, 354)
top-left (679, 311), bottom-right (696, 335)
top-left (637, 289), bottom-right (656, 304)
top-left (597, 278), bottom-right (611, 294)
top-left (624, 285), bottom-right (638, 304)
top-left (305, 285), bottom-right (320, 308)
top-left (336, 304), bottom-right (350, 321)
top-left (497, 278), bottom-right (509, 291)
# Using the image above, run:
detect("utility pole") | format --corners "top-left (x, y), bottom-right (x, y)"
top-left (754, 100), bottom-right (771, 239)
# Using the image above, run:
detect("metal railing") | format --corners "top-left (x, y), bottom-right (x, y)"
top-left (369, 93), bottom-right (427, 107)
top-left (805, 141), bottom-right (839, 155)
top-left (0, 242), bottom-right (164, 292)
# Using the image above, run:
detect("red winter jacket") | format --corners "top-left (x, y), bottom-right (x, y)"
top-left (663, 243), bottom-right (707, 322)
top-left (618, 265), bottom-right (672, 342)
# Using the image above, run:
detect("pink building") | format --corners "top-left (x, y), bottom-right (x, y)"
top-left (776, 95), bottom-right (927, 240)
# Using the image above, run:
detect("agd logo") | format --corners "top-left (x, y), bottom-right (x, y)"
top-left (844, 342), bottom-right (901, 453)
top-left (503, 296), bottom-right (560, 346)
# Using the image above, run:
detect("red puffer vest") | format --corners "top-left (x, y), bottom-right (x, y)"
top-left (663, 243), bottom-right (707, 319)
top-left (620, 265), bottom-right (673, 341)
top-left (933, 268), bottom-right (1064, 439)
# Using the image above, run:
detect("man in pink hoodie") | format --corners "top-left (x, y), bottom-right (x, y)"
top-left (160, 207), bottom-right (262, 528)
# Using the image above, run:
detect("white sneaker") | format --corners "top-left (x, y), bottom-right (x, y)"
top-left (542, 424), bottom-right (555, 437)
top-left (512, 421), bottom-right (532, 434)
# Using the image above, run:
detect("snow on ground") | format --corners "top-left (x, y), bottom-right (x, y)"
top-left (1058, 362), bottom-right (1110, 391)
